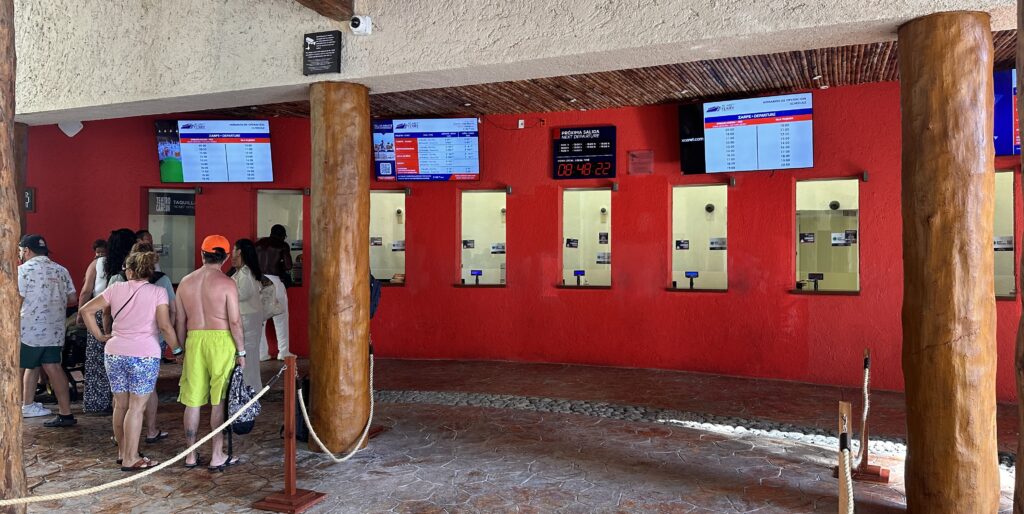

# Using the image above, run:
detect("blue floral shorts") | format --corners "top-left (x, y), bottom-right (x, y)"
top-left (104, 354), bottom-right (160, 395)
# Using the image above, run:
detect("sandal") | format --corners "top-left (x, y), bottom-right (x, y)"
top-left (144, 430), bottom-right (169, 444)
top-left (116, 452), bottom-right (144, 465)
top-left (184, 452), bottom-right (202, 469)
top-left (121, 457), bottom-right (158, 472)
top-left (207, 456), bottom-right (240, 472)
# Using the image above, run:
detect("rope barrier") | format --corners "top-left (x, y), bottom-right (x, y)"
top-left (855, 366), bottom-right (870, 462)
top-left (839, 448), bottom-right (855, 513)
top-left (297, 355), bottom-right (374, 463)
top-left (0, 364), bottom-right (288, 507)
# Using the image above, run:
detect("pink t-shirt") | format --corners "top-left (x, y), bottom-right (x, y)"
top-left (101, 281), bottom-right (169, 358)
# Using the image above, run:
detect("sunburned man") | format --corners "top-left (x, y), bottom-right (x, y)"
top-left (175, 235), bottom-right (245, 471)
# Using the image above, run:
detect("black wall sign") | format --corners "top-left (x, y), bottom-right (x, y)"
top-left (23, 187), bottom-right (35, 213)
top-left (553, 126), bottom-right (616, 179)
top-left (678, 103), bottom-right (707, 174)
top-left (148, 191), bottom-right (195, 216)
top-left (303, 31), bottom-right (342, 75)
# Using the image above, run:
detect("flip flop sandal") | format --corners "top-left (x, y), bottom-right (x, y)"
top-left (121, 457), bottom-right (158, 472)
top-left (207, 456), bottom-right (240, 473)
top-left (144, 430), bottom-right (169, 444)
top-left (184, 452), bottom-right (202, 469)
top-left (116, 452), bottom-right (144, 465)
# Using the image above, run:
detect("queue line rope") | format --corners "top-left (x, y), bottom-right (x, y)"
top-left (0, 364), bottom-right (288, 507)
top-left (297, 355), bottom-right (374, 463)
top-left (839, 447), bottom-right (855, 513)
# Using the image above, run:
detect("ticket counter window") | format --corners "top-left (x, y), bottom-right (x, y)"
top-left (995, 170), bottom-right (1015, 297)
top-left (460, 191), bottom-right (506, 285)
top-left (147, 189), bottom-right (195, 283)
top-left (562, 188), bottom-right (611, 286)
top-left (795, 179), bottom-right (859, 292)
top-left (672, 185), bottom-right (727, 290)
top-left (257, 190), bottom-right (304, 287)
top-left (370, 191), bottom-right (406, 284)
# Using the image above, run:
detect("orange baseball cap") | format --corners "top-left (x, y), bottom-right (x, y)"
top-left (201, 235), bottom-right (231, 254)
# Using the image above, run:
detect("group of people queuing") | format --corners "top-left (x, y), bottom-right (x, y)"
top-left (18, 224), bottom-right (296, 472)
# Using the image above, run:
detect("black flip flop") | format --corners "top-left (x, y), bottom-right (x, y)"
top-left (184, 452), bottom-right (202, 469)
top-left (116, 452), bottom-right (144, 465)
top-left (207, 456), bottom-right (240, 472)
top-left (121, 457), bottom-right (158, 472)
top-left (144, 430), bottom-right (169, 444)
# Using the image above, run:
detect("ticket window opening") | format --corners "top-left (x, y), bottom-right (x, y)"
top-left (795, 179), bottom-right (860, 292)
top-left (370, 191), bottom-right (406, 283)
top-left (460, 191), bottom-right (506, 285)
top-left (257, 190), bottom-right (304, 287)
top-left (672, 185), bottom-right (728, 290)
top-left (147, 188), bottom-right (195, 284)
top-left (995, 170), bottom-right (1016, 296)
top-left (562, 188), bottom-right (611, 286)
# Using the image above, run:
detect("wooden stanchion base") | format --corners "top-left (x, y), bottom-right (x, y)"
top-left (832, 464), bottom-right (891, 484)
top-left (253, 489), bottom-right (327, 513)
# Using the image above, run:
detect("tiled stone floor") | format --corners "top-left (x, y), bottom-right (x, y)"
top-left (15, 359), bottom-right (1019, 512)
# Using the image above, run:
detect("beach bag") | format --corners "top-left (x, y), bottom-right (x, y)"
top-left (260, 277), bottom-right (284, 320)
top-left (226, 366), bottom-right (261, 435)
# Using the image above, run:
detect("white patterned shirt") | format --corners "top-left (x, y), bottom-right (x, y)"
top-left (18, 256), bottom-right (76, 347)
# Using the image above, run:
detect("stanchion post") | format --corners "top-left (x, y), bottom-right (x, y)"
top-left (253, 356), bottom-right (326, 513)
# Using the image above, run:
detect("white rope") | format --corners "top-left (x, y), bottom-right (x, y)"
top-left (839, 448), bottom-right (855, 513)
top-left (0, 365), bottom-right (285, 506)
top-left (297, 355), bottom-right (374, 463)
top-left (855, 366), bottom-right (870, 462)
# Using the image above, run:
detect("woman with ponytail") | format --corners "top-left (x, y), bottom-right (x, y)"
top-left (79, 250), bottom-right (183, 471)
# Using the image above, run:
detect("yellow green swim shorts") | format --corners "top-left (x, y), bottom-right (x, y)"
top-left (178, 330), bottom-right (237, 407)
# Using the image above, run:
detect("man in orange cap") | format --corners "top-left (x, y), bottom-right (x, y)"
top-left (174, 235), bottom-right (245, 470)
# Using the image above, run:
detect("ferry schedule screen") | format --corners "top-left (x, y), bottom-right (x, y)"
top-left (156, 120), bottom-right (273, 183)
top-left (374, 118), bottom-right (480, 181)
top-left (702, 93), bottom-right (813, 173)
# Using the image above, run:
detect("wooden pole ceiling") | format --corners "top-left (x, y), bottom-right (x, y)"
top-left (294, 0), bottom-right (353, 21)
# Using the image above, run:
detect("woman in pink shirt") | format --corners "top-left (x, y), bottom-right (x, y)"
top-left (80, 251), bottom-right (182, 471)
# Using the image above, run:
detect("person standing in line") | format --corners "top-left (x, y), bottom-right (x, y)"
top-left (75, 238), bottom-right (109, 325)
top-left (255, 224), bottom-right (293, 361)
top-left (18, 235), bottom-right (79, 427)
top-left (79, 250), bottom-right (183, 471)
top-left (84, 228), bottom-right (135, 414)
top-left (135, 230), bottom-right (160, 271)
top-left (229, 239), bottom-right (266, 390)
top-left (176, 235), bottom-right (245, 471)
top-left (92, 239), bottom-right (107, 259)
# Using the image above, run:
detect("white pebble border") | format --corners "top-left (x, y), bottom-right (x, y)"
top-left (375, 390), bottom-right (1016, 471)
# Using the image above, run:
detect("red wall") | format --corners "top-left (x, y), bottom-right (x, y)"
top-left (25, 81), bottom-right (1024, 400)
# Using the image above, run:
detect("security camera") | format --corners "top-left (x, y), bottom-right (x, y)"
top-left (350, 15), bottom-right (372, 35)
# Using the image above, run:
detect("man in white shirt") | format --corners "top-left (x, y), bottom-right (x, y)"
top-left (18, 235), bottom-right (78, 427)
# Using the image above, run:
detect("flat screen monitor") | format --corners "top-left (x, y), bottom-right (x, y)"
top-left (373, 118), bottom-right (480, 181)
top-left (680, 92), bottom-right (814, 174)
top-left (156, 120), bottom-right (273, 183)
top-left (994, 68), bottom-right (1019, 156)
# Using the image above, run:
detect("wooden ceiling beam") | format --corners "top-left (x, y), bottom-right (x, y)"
top-left (294, 0), bottom-right (353, 21)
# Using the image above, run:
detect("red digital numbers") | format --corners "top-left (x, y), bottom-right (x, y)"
top-left (555, 161), bottom-right (613, 178)
top-left (556, 163), bottom-right (574, 177)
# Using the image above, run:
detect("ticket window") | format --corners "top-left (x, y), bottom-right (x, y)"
top-left (370, 191), bottom-right (406, 283)
top-left (995, 170), bottom-right (1016, 296)
top-left (147, 189), bottom-right (195, 283)
top-left (562, 188), bottom-right (611, 286)
top-left (460, 191), bottom-right (506, 285)
top-left (257, 190), bottom-right (304, 287)
top-left (795, 179), bottom-right (860, 292)
top-left (672, 185), bottom-right (727, 290)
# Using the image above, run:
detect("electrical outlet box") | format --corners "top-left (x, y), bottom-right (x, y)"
top-left (517, 119), bottom-right (525, 129)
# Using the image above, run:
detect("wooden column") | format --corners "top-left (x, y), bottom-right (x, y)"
top-left (308, 82), bottom-right (371, 453)
top-left (0, 1), bottom-right (24, 512)
top-left (898, 12), bottom-right (998, 513)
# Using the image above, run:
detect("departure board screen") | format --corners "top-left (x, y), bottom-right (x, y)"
top-left (156, 120), bottom-right (273, 183)
top-left (702, 93), bottom-right (813, 173)
top-left (373, 118), bottom-right (480, 181)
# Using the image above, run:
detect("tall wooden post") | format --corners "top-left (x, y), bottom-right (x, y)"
top-left (308, 82), bottom-right (371, 453)
top-left (0, 1), bottom-right (25, 512)
top-left (898, 12), bottom-right (998, 513)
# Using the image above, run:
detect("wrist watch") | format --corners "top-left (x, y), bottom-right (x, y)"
top-left (172, 347), bottom-right (183, 356)
top-left (236, 350), bottom-right (247, 357)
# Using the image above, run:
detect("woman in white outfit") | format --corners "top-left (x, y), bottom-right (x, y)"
top-left (230, 239), bottom-right (266, 389)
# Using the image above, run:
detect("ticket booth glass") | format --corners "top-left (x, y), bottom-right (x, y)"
top-left (257, 190), bottom-right (304, 287)
top-left (460, 191), bottom-right (506, 285)
top-left (370, 191), bottom-right (406, 283)
top-left (672, 185), bottom-right (727, 290)
top-left (995, 170), bottom-right (1015, 296)
top-left (562, 188), bottom-right (611, 286)
top-left (795, 179), bottom-right (860, 292)
top-left (147, 188), bottom-right (195, 283)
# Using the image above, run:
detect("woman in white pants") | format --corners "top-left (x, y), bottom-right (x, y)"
top-left (230, 239), bottom-right (266, 389)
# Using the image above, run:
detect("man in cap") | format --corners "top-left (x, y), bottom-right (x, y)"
top-left (18, 234), bottom-right (78, 427)
top-left (175, 235), bottom-right (245, 470)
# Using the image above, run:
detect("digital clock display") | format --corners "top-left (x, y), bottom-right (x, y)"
top-left (552, 126), bottom-right (616, 180)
